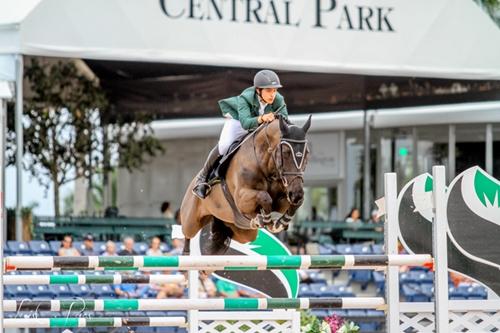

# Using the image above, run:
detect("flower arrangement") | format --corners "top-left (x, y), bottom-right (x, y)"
top-left (300, 311), bottom-right (360, 333)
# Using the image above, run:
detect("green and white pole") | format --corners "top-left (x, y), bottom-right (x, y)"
top-left (4, 316), bottom-right (186, 329)
top-left (3, 297), bottom-right (386, 312)
top-left (5, 254), bottom-right (432, 271)
top-left (3, 274), bottom-right (185, 285)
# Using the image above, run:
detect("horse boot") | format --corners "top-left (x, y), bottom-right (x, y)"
top-left (192, 146), bottom-right (221, 199)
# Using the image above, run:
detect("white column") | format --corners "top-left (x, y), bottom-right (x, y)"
top-left (432, 166), bottom-right (449, 332)
top-left (15, 55), bottom-right (23, 241)
top-left (486, 124), bottom-right (493, 175)
top-left (0, 99), bottom-right (5, 333)
top-left (448, 125), bottom-right (456, 182)
top-left (384, 172), bottom-right (399, 333)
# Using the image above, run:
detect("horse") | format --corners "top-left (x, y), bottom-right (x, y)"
top-left (180, 115), bottom-right (311, 254)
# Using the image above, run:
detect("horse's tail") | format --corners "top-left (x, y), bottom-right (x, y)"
top-left (209, 218), bottom-right (233, 254)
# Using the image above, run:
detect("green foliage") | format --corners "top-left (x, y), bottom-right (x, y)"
top-left (7, 58), bottom-right (164, 216)
top-left (337, 321), bottom-right (360, 333)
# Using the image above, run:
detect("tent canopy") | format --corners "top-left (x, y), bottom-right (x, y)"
top-left (1, 0), bottom-right (500, 80)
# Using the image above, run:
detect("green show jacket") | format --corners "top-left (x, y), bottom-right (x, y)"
top-left (218, 87), bottom-right (288, 130)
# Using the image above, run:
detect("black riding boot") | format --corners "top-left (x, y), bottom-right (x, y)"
top-left (192, 146), bottom-right (221, 199)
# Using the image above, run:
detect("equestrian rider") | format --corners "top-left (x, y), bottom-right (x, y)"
top-left (192, 69), bottom-right (289, 199)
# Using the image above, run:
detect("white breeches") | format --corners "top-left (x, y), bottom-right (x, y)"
top-left (218, 118), bottom-right (248, 155)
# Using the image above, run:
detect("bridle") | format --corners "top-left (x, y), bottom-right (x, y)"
top-left (253, 121), bottom-right (308, 205)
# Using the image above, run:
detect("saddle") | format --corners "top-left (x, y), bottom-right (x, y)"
top-left (207, 131), bottom-right (253, 184)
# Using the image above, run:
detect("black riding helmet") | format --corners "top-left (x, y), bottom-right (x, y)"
top-left (254, 70), bottom-right (283, 89)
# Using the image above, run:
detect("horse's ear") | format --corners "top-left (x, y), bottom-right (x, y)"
top-left (279, 115), bottom-right (288, 135)
top-left (302, 115), bottom-right (312, 133)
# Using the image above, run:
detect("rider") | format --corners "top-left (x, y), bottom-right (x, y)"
top-left (192, 69), bottom-right (289, 199)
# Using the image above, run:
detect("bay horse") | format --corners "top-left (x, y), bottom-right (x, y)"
top-left (180, 115), bottom-right (311, 254)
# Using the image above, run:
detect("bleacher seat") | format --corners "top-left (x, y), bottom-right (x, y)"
top-left (29, 240), bottom-right (52, 254)
top-left (335, 244), bottom-right (353, 254)
top-left (3, 244), bottom-right (11, 256)
top-left (49, 241), bottom-right (61, 254)
top-left (7, 240), bottom-right (31, 254)
top-left (134, 242), bottom-right (149, 255)
top-left (448, 286), bottom-right (467, 300)
top-left (6, 285), bottom-right (32, 298)
top-left (94, 241), bottom-right (106, 253)
top-left (135, 328), bottom-right (156, 333)
top-left (371, 244), bottom-right (384, 254)
top-left (308, 272), bottom-right (327, 285)
top-left (69, 284), bottom-right (92, 297)
top-left (352, 244), bottom-right (371, 254)
top-left (298, 284), bottom-right (316, 297)
top-left (49, 285), bottom-right (73, 298)
top-left (157, 328), bottom-right (178, 333)
top-left (349, 270), bottom-right (372, 289)
top-left (373, 271), bottom-right (385, 295)
top-left (91, 284), bottom-right (116, 297)
top-left (27, 285), bottom-right (55, 298)
top-left (402, 283), bottom-right (429, 302)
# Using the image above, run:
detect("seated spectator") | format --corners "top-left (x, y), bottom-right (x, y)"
top-left (368, 210), bottom-right (381, 224)
top-left (167, 237), bottom-right (184, 256)
top-left (146, 236), bottom-right (163, 256)
top-left (155, 275), bottom-right (185, 299)
top-left (161, 201), bottom-right (174, 219)
top-left (345, 208), bottom-right (362, 223)
top-left (58, 235), bottom-right (80, 257)
top-left (80, 234), bottom-right (98, 256)
top-left (114, 283), bottom-right (150, 298)
top-left (198, 272), bottom-right (217, 298)
top-left (102, 241), bottom-right (117, 256)
top-left (118, 237), bottom-right (138, 256)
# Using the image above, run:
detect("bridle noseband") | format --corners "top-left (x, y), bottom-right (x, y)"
top-left (254, 122), bottom-right (308, 205)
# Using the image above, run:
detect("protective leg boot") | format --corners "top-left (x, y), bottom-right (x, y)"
top-left (192, 146), bottom-right (221, 199)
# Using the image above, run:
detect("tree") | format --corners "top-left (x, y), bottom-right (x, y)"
top-left (8, 58), bottom-right (163, 217)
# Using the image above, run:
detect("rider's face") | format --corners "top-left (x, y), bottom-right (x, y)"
top-left (259, 88), bottom-right (277, 104)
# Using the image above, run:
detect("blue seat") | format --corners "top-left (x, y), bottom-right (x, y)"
top-left (335, 244), bottom-right (353, 254)
top-left (349, 270), bottom-right (372, 289)
top-left (156, 328), bottom-right (178, 333)
top-left (311, 309), bottom-right (328, 318)
top-left (167, 310), bottom-right (187, 318)
top-left (402, 284), bottom-right (429, 302)
top-left (160, 242), bottom-right (171, 253)
top-left (49, 285), bottom-right (73, 298)
top-left (352, 244), bottom-right (372, 254)
top-left (321, 285), bottom-right (340, 297)
top-left (3, 244), bottom-right (11, 256)
top-left (27, 285), bottom-right (55, 298)
top-left (298, 284), bottom-right (317, 297)
top-left (371, 244), bottom-right (384, 254)
top-left (29, 240), bottom-right (52, 254)
top-left (415, 271), bottom-right (433, 284)
top-left (5, 285), bottom-right (32, 298)
top-left (91, 284), bottom-right (116, 297)
top-left (135, 328), bottom-right (156, 333)
top-left (69, 284), bottom-right (93, 297)
top-left (448, 286), bottom-right (466, 300)
top-left (94, 241), bottom-right (106, 253)
top-left (134, 242), bottom-right (149, 255)
top-left (308, 272), bottom-right (327, 285)
top-left (327, 309), bottom-right (347, 317)
top-left (7, 241), bottom-right (31, 254)
top-left (49, 241), bottom-right (61, 254)
top-left (373, 271), bottom-right (385, 295)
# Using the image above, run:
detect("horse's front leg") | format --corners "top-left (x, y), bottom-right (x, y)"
top-left (235, 188), bottom-right (273, 228)
top-left (265, 197), bottom-right (299, 233)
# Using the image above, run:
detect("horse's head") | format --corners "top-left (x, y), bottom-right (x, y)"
top-left (266, 115), bottom-right (311, 206)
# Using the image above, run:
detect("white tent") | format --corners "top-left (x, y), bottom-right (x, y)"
top-left (1, 0), bottom-right (500, 79)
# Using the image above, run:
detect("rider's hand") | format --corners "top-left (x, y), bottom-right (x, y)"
top-left (262, 113), bottom-right (275, 123)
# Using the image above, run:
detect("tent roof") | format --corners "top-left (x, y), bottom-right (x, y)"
top-left (1, 0), bottom-right (500, 80)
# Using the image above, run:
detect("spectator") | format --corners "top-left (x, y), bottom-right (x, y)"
top-left (368, 210), bottom-right (381, 224)
top-left (198, 271), bottom-right (217, 298)
top-left (114, 282), bottom-right (150, 298)
top-left (161, 201), bottom-right (174, 219)
top-left (167, 237), bottom-right (184, 256)
top-left (155, 274), bottom-right (185, 299)
top-left (118, 237), bottom-right (137, 256)
top-left (58, 235), bottom-right (80, 257)
top-left (102, 241), bottom-right (117, 256)
top-left (345, 208), bottom-right (362, 223)
top-left (80, 234), bottom-right (97, 256)
top-left (146, 236), bottom-right (163, 256)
